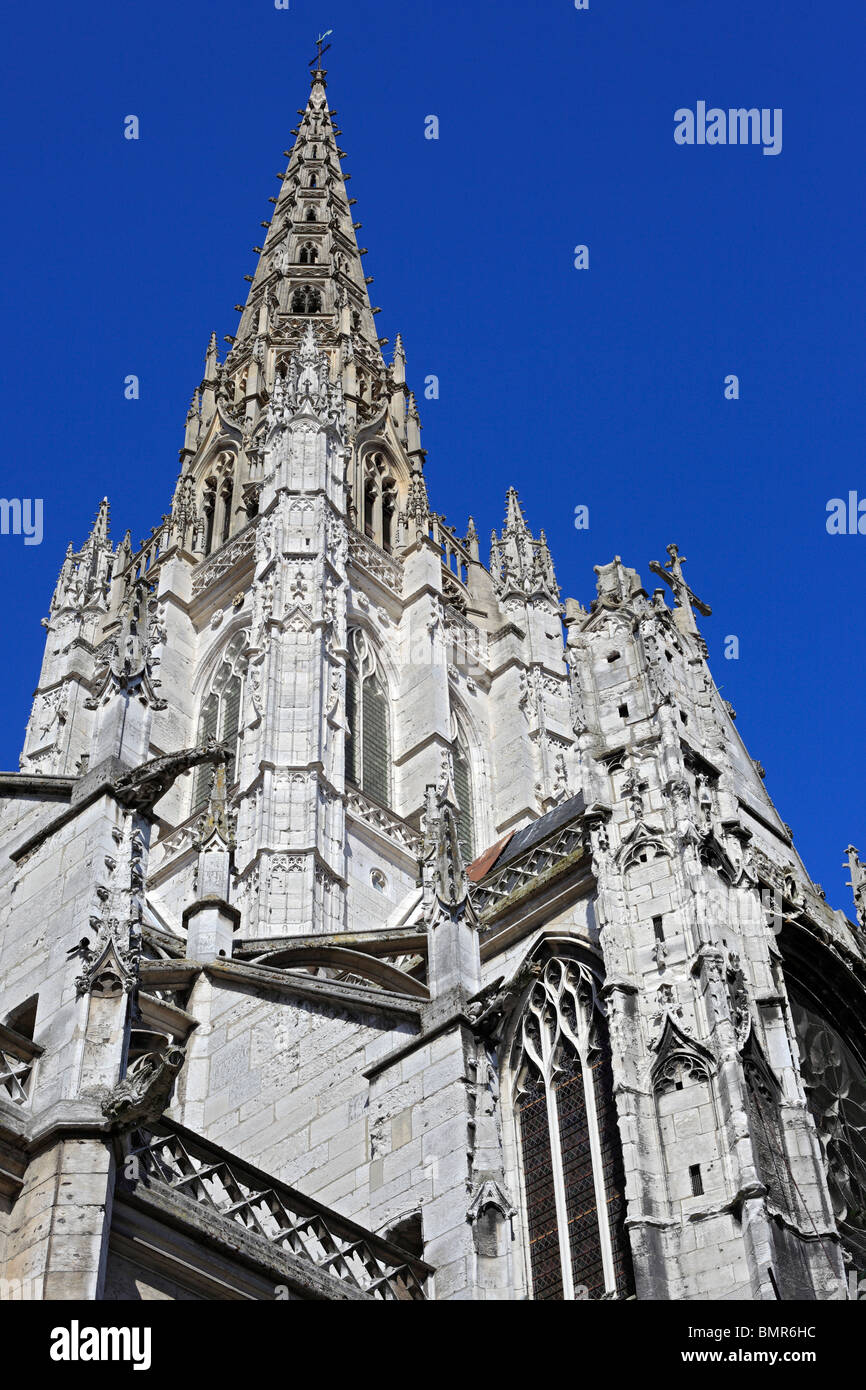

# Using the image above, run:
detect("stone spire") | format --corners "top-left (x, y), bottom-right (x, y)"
top-left (230, 64), bottom-right (385, 398)
top-left (50, 497), bottom-right (114, 614)
top-left (490, 487), bottom-right (559, 604)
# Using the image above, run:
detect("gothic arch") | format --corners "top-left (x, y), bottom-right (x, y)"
top-left (194, 448), bottom-right (237, 555)
top-left (781, 934), bottom-right (866, 1276)
top-left (358, 447), bottom-right (403, 554)
top-left (291, 285), bottom-right (323, 315)
top-left (191, 629), bottom-right (250, 814)
top-left (502, 947), bottom-right (634, 1301)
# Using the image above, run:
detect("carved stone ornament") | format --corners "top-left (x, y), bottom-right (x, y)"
top-left (650, 1013), bottom-right (716, 1094)
top-left (101, 1046), bottom-right (186, 1131)
top-left (112, 738), bottom-right (229, 814)
top-left (466, 1177), bottom-right (516, 1225)
top-left (75, 917), bottom-right (140, 998)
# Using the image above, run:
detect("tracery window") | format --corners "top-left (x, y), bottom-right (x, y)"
top-left (512, 957), bottom-right (633, 1300)
top-left (789, 987), bottom-right (866, 1281)
top-left (291, 285), bottom-right (323, 314)
top-left (742, 1035), bottom-right (793, 1217)
top-left (192, 634), bottom-right (246, 814)
top-left (298, 242), bottom-right (319, 265)
top-left (361, 451), bottom-right (398, 553)
top-left (345, 629), bottom-right (390, 808)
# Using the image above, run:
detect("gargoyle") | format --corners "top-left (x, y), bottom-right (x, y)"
top-left (101, 1046), bottom-right (186, 1131)
top-left (112, 739), bottom-right (229, 814)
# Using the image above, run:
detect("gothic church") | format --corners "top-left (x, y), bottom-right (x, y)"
top-left (1, 65), bottom-right (865, 1302)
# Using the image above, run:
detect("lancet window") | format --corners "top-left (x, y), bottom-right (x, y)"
top-left (452, 728), bottom-right (474, 865)
top-left (512, 957), bottom-right (634, 1300)
top-left (361, 451), bottom-right (398, 553)
top-left (192, 634), bottom-right (247, 814)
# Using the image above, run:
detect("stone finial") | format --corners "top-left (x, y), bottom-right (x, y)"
top-left (194, 758), bottom-right (236, 855)
top-left (421, 781), bottom-right (469, 911)
top-left (490, 488), bottom-right (559, 604)
top-left (844, 846), bottom-right (866, 930)
top-left (593, 555), bottom-right (643, 606)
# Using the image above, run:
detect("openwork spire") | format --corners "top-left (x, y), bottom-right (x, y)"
top-left (231, 64), bottom-right (384, 377)
top-left (490, 487), bottom-right (559, 604)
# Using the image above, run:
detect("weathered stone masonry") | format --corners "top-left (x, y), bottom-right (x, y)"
top-left (1, 64), bottom-right (865, 1302)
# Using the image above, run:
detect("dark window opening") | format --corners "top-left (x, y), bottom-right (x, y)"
top-left (6, 995), bottom-right (38, 1039)
top-left (689, 1164), bottom-right (704, 1196)
top-left (290, 285), bottom-right (323, 314)
top-left (618, 703), bottom-right (629, 719)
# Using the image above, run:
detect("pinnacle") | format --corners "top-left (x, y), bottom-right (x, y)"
top-left (504, 486), bottom-right (528, 533)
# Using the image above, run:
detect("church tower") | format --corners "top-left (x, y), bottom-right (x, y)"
top-left (1, 63), bottom-right (864, 1303)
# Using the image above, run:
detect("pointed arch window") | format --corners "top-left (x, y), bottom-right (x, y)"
top-left (512, 958), bottom-right (634, 1301)
top-left (360, 451), bottom-right (399, 552)
top-left (345, 629), bottom-right (391, 808)
top-left (305, 206), bottom-right (317, 223)
top-left (192, 636), bottom-right (246, 815)
top-left (299, 242), bottom-right (319, 265)
top-left (291, 285), bottom-right (322, 314)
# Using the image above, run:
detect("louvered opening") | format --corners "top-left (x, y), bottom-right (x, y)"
top-left (453, 742), bottom-right (473, 864)
top-left (362, 676), bottom-right (390, 808)
top-left (192, 692), bottom-right (219, 815)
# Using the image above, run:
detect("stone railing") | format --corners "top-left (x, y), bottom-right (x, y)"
top-left (346, 785), bottom-right (423, 857)
top-left (192, 521), bottom-right (258, 597)
top-left (0, 1023), bottom-right (42, 1107)
top-left (125, 1121), bottom-right (430, 1300)
top-left (347, 530), bottom-right (403, 596)
top-left (470, 819), bottom-right (585, 920)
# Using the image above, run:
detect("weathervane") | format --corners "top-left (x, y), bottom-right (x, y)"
top-left (310, 29), bottom-right (333, 69)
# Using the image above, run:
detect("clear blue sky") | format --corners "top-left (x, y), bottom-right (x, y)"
top-left (1, 0), bottom-right (863, 911)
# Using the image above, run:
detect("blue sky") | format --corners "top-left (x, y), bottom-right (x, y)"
top-left (1, 0), bottom-right (863, 910)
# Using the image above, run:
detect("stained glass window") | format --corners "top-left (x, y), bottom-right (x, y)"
top-left (789, 990), bottom-right (866, 1281)
top-left (192, 636), bottom-right (246, 815)
top-left (513, 957), bottom-right (634, 1300)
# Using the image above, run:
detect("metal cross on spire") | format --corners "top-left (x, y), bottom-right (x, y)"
top-left (309, 30), bottom-right (333, 69)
